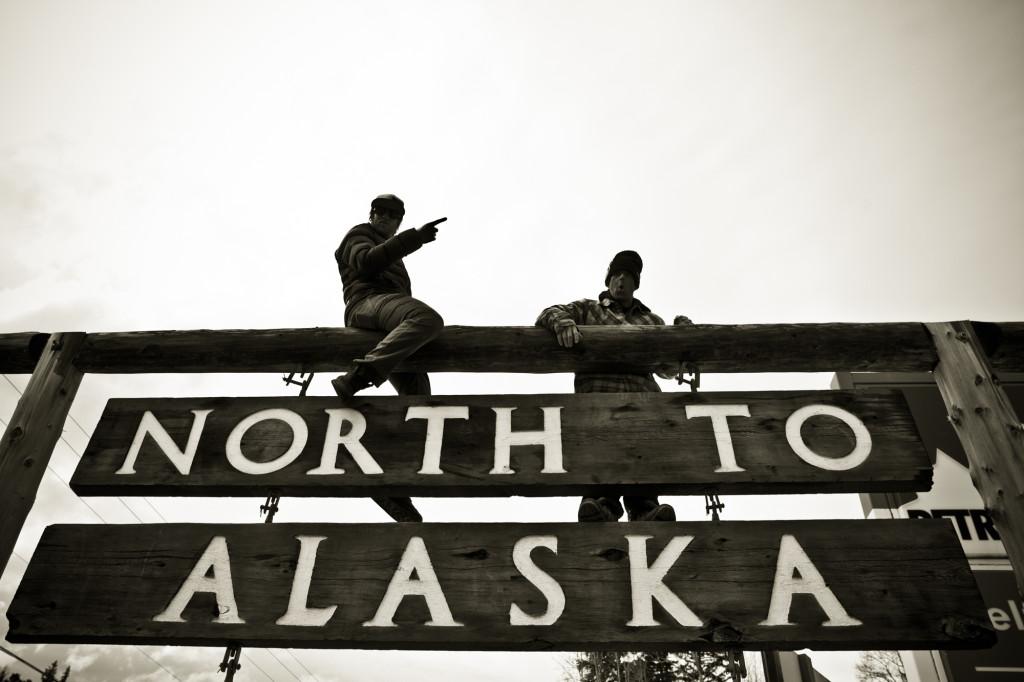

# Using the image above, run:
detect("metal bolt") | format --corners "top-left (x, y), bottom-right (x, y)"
top-left (947, 404), bottom-right (962, 426)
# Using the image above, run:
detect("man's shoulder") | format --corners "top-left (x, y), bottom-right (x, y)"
top-left (340, 223), bottom-right (378, 245)
top-left (344, 222), bottom-right (373, 236)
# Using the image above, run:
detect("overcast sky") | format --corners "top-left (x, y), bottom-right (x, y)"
top-left (1, 1), bottom-right (1022, 680)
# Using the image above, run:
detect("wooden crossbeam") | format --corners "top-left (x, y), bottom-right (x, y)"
top-left (0, 322), bottom-right (1022, 375)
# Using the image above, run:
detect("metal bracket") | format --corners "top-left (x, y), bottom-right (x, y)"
top-left (678, 361), bottom-right (700, 392)
top-left (704, 489), bottom-right (724, 522)
top-left (282, 372), bottom-right (314, 396)
top-left (260, 490), bottom-right (281, 523)
top-left (726, 650), bottom-right (747, 679)
top-left (219, 643), bottom-right (242, 681)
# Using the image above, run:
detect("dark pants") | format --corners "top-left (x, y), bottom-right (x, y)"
top-left (578, 386), bottom-right (659, 520)
top-left (346, 293), bottom-right (443, 393)
top-left (346, 293), bottom-right (443, 522)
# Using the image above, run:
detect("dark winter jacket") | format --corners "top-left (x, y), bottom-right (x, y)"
top-left (335, 223), bottom-right (427, 323)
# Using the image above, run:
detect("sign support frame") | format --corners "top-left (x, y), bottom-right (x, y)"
top-left (0, 332), bottom-right (85, 578)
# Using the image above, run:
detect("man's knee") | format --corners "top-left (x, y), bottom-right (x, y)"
top-left (411, 307), bottom-right (444, 339)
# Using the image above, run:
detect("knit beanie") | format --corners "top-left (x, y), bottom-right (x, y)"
top-left (605, 250), bottom-right (643, 287)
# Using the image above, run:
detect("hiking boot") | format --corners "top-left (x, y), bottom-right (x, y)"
top-left (630, 503), bottom-right (676, 522)
top-left (578, 497), bottom-right (618, 522)
top-left (373, 496), bottom-right (422, 522)
top-left (331, 368), bottom-right (373, 405)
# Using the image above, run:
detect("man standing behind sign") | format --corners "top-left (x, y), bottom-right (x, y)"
top-left (537, 250), bottom-right (689, 523)
top-left (333, 193), bottom-right (447, 522)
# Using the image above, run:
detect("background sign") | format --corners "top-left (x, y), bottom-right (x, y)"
top-left (840, 372), bottom-right (1023, 559)
top-left (945, 570), bottom-right (1024, 680)
top-left (71, 390), bottom-right (930, 497)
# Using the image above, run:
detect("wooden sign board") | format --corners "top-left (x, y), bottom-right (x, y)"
top-left (71, 390), bottom-right (930, 497)
top-left (7, 520), bottom-right (993, 651)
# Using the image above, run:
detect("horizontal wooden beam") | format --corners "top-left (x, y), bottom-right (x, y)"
top-left (7, 520), bottom-right (993, 651)
top-left (2, 322), bottom-right (1022, 375)
top-left (72, 390), bottom-right (931, 497)
top-left (0, 332), bottom-right (48, 374)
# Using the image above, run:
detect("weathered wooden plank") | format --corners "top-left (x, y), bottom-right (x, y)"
top-left (7, 323), bottom-right (1024, 375)
top-left (72, 323), bottom-right (949, 374)
top-left (71, 390), bottom-right (931, 497)
top-left (0, 332), bottom-right (49, 374)
top-left (7, 323), bottom-right (1024, 374)
top-left (927, 321), bottom-right (1024, 599)
top-left (6, 520), bottom-right (994, 651)
top-left (0, 333), bottom-right (85, 577)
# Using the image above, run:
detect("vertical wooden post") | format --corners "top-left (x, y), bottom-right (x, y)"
top-left (0, 332), bottom-right (85, 578)
top-left (927, 321), bottom-right (1024, 596)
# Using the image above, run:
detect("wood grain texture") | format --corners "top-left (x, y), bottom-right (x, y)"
top-left (0, 332), bottom-right (49, 373)
top-left (6, 520), bottom-right (993, 651)
top-left (5, 323), bottom-right (1022, 374)
top-left (0, 333), bottom-right (85, 577)
top-left (71, 390), bottom-right (931, 497)
top-left (928, 321), bottom-right (1024, 598)
top-left (70, 323), bottom-right (950, 374)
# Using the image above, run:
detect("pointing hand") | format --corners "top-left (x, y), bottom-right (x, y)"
top-left (417, 217), bottom-right (447, 243)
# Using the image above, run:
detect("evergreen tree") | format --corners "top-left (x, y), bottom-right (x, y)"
top-left (567, 651), bottom-right (737, 682)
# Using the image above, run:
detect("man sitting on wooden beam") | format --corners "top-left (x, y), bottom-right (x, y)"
top-left (332, 193), bottom-right (447, 522)
top-left (537, 249), bottom-right (690, 523)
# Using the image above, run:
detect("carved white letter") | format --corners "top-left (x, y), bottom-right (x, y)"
top-left (759, 534), bottom-right (862, 626)
top-left (276, 536), bottom-right (338, 626)
top-left (153, 535), bottom-right (243, 623)
top-left (786, 405), bottom-right (871, 471)
top-left (363, 536), bottom-right (462, 627)
top-left (224, 409), bottom-right (308, 475)
top-left (510, 535), bottom-right (565, 626)
top-left (405, 405), bottom-right (470, 474)
top-left (307, 408), bottom-right (384, 475)
top-left (684, 404), bottom-right (750, 473)
top-left (626, 535), bottom-right (702, 627)
top-left (490, 407), bottom-right (566, 475)
top-left (117, 409), bottom-right (213, 475)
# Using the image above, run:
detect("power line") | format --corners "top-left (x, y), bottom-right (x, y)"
top-left (0, 415), bottom-right (109, 525)
top-left (286, 649), bottom-right (324, 682)
top-left (126, 647), bottom-right (186, 682)
top-left (1, 375), bottom-right (147, 524)
top-left (0, 644), bottom-right (44, 675)
top-left (1, 374), bottom-right (322, 682)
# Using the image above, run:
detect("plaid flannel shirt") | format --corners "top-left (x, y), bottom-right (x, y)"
top-left (536, 291), bottom-right (675, 393)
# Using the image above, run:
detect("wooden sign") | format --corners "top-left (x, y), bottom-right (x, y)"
top-left (71, 390), bottom-right (930, 497)
top-left (7, 519), bottom-right (993, 651)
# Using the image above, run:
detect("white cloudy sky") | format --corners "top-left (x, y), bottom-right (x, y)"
top-left (0, 1), bottom-right (1021, 680)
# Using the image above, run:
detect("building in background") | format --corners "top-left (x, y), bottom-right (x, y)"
top-left (833, 372), bottom-right (1024, 682)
